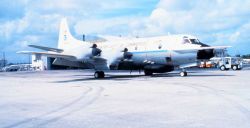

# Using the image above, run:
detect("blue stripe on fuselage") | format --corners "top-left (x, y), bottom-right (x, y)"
top-left (131, 50), bottom-right (168, 54)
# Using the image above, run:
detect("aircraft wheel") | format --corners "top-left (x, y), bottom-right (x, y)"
top-left (94, 71), bottom-right (105, 78)
top-left (100, 71), bottom-right (105, 78)
top-left (180, 71), bottom-right (187, 77)
top-left (94, 71), bottom-right (100, 78)
top-left (220, 65), bottom-right (226, 71)
top-left (232, 65), bottom-right (237, 71)
top-left (144, 70), bottom-right (153, 76)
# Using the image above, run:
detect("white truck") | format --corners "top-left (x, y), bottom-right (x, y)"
top-left (219, 57), bottom-right (243, 71)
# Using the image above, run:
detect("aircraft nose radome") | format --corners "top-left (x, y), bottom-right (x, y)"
top-left (199, 42), bottom-right (210, 47)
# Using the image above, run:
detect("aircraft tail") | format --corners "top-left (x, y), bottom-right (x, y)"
top-left (58, 18), bottom-right (75, 49)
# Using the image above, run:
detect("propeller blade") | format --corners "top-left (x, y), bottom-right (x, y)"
top-left (91, 44), bottom-right (102, 56)
top-left (122, 48), bottom-right (133, 60)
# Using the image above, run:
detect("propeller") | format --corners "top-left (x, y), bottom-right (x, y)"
top-left (122, 48), bottom-right (133, 60)
top-left (91, 44), bottom-right (102, 56)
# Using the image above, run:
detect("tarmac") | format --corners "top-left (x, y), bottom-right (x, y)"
top-left (0, 69), bottom-right (250, 128)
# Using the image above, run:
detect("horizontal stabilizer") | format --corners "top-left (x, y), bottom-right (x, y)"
top-left (29, 45), bottom-right (64, 53)
top-left (53, 58), bottom-right (88, 68)
top-left (17, 51), bottom-right (76, 60)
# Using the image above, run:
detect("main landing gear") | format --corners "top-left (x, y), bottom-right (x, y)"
top-left (144, 70), bottom-right (153, 76)
top-left (94, 70), bottom-right (187, 78)
top-left (94, 71), bottom-right (105, 78)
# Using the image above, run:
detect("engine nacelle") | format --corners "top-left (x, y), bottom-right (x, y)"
top-left (144, 64), bottom-right (174, 73)
top-left (90, 44), bottom-right (102, 57)
top-left (92, 48), bottom-right (102, 56)
top-left (123, 52), bottom-right (133, 60)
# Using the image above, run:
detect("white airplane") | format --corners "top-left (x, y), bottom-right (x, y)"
top-left (18, 19), bottom-right (230, 78)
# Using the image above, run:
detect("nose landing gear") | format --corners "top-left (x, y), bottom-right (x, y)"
top-left (180, 69), bottom-right (187, 77)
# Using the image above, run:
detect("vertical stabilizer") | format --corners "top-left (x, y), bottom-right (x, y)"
top-left (58, 18), bottom-right (74, 49)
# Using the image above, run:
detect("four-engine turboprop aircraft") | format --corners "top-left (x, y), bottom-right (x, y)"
top-left (18, 19), bottom-right (230, 78)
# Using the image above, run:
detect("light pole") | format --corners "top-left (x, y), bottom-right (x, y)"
top-left (3, 52), bottom-right (6, 67)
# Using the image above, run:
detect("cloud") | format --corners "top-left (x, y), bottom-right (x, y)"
top-left (127, 0), bottom-right (250, 56)
top-left (0, 0), bottom-right (28, 21)
top-left (0, 0), bottom-right (158, 62)
top-left (143, 0), bottom-right (250, 34)
top-left (50, 0), bottom-right (250, 56)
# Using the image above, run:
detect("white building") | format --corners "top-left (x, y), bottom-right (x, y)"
top-left (31, 55), bottom-right (72, 70)
top-left (31, 54), bottom-right (50, 71)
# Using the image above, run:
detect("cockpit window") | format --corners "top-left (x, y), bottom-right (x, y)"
top-left (190, 39), bottom-right (201, 45)
top-left (183, 39), bottom-right (190, 44)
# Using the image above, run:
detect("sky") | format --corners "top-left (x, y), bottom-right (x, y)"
top-left (0, 0), bottom-right (250, 63)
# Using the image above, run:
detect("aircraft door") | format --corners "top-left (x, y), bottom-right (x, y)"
top-left (166, 51), bottom-right (173, 65)
top-left (144, 45), bottom-right (154, 64)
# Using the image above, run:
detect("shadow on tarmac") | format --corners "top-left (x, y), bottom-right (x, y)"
top-left (53, 73), bottom-right (234, 83)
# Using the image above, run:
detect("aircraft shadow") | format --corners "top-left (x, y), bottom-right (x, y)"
top-left (54, 75), bottom-right (145, 83)
top-left (53, 73), bottom-right (234, 83)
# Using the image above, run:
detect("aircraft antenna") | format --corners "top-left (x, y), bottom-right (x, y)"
top-left (83, 34), bottom-right (85, 41)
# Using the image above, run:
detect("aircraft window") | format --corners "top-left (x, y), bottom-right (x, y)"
top-left (183, 39), bottom-right (190, 44)
top-left (190, 39), bottom-right (201, 45)
top-left (166, 57), bottom-right (172, 62)
top-left (135, 46), bottom-right (138, 50)
top-left (158, 44), bottom-right (162, 49)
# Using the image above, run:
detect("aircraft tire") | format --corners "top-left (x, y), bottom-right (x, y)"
top-left (144, 70), bottom-right (153, 76)
top-left (180, 71), bottom-right (187, 77)
top-left (100, 71), bottom-right (105, 78)
top-left (94, 71), bottom-right (105, 78)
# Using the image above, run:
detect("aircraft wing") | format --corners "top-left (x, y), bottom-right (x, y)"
top-left (17, 51), bottom-right (76, 60)
top-left (196, 46), bottom-right (231, 50)
top-left (179, 62), bottom-right (198, 69)
top-left (83, 56), bottom-right (109, 70)
top-left (28, 45), bottom-right (64, 53)
top-left (173, 46), bottom-right (231, 53)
